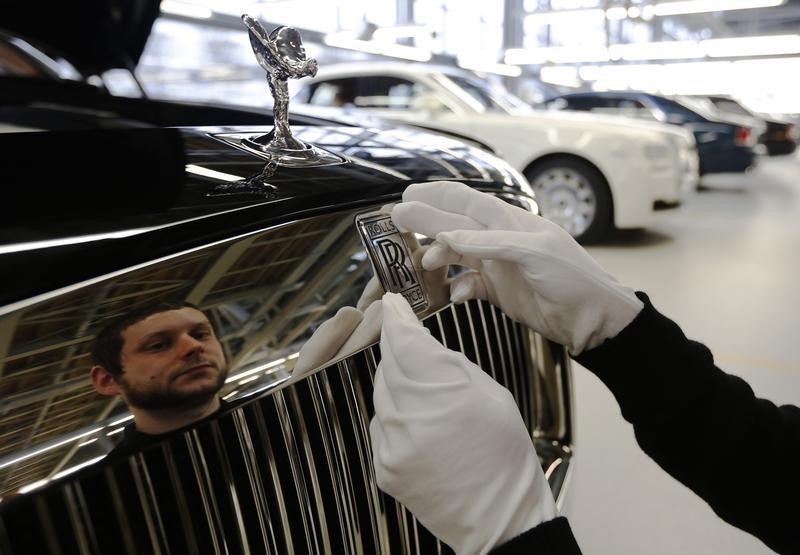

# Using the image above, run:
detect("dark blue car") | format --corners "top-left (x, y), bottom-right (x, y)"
top-left (542, 91), bottom-right (759, 175)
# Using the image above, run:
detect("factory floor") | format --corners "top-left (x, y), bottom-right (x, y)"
top-left (567, 151), bottom-right (800, 555)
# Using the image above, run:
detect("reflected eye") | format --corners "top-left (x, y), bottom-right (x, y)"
top-left (193, 329), bottom-right (212, 340)
top-left (144, 341), bottom-right (167, 351)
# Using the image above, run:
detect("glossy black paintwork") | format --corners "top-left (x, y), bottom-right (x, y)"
top-left (2, 124), bottom-right (527, 308)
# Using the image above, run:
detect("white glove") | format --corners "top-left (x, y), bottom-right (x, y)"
top-left (391, 181), bottom-right (643, 355)
top-left (370, 292), bottom-right (557, 555)
top-left (292, 301), bottom-right (383, 378)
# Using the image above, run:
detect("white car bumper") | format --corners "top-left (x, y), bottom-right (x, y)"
top-left (608, 143), bottom-right (698, 229)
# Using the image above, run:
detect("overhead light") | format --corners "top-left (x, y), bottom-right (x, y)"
top-left (505, 48), bottom-right (545, 65)
top-left (609, 40), bottom-right (704, 60)
top-left (159, 0), bottom-right (213, 19)
top-left (641, 5), bottom-right (657, 20)
top-left (323, 34), bottom-right (432, 62)
top-left (580, 57), bottom-right (800, 108)
top-left (540, 66), bottom-right (581, 87)
top-left (505, 46), bottom-right (610, 65)
top-left (457, 56), bottom-right (522, 77)
top-left (586, 63), bottom-right (666, 91)
top-left (524, 8), bottom-right (606, 25)
top-left (521, 34), bottom-right (800, 66)
top-left (578, 65), bottom-right (603, 81)
top-left (529, 0), bottom-right (783, 23)
top-left (702, 34), bottom-right (800, 57)
top-left (372, 25), bottom-right (429, 41)
top-left (605, 7), bottom-right (628, 20)
top-left (652, 0), bottom-right (785, 17)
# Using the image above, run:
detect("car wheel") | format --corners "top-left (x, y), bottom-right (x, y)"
top-left (525, 157), bottom-right (612, 243)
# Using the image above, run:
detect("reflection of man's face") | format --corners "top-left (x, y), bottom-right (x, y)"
top-left (116, 308), bottom-right (228, 410)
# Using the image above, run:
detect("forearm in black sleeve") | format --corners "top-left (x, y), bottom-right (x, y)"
top-left (489, 517), bottom-right (583, 554)
top-left (576, 292), bottom-right (800, 555)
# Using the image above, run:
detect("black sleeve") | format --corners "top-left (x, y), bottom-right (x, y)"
top-left (575, 292), bottom-right (800, 555)
top-left (489, 517), bottom-right (582, 554)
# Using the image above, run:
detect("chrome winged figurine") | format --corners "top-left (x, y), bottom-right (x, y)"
top-left (242, 14), bottom-right (318, 152)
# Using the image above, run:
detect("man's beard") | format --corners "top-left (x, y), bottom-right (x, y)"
top-left (118, 365), bottom-right (229, 411)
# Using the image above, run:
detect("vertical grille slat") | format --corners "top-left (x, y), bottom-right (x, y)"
top-left (308, 373), bottom-right (357, 553)
top-left (0, 300), bottom-right (556, 555)
top-left (272, 390), bottom-right (322, 553)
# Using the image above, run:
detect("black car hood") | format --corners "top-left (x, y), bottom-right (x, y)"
top-left (2, 0), bottom-right (160, 75)
top-left (1, 124), bottom-right (526, 307)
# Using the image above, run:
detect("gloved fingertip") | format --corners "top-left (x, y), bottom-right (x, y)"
top-left (356, 277), bottom-right (384, 311)
top-left (400, 182), bottom-right (430, 201)
top-left (420, 244), bottom-right (448, 270)
top-left (334, 306), bottom-right (364, 326)
top-left (381, 292), bottom-right (417, 325)
top-left (390, 203), bottom-right (413, 232)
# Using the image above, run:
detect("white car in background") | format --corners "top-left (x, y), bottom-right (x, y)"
top-left (293, 63), bottom-right (699, 243)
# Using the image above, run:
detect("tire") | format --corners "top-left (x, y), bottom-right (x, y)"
top-left (525, 157), bottom-right (612, 244)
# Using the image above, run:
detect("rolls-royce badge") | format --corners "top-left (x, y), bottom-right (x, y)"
top-left (355, 211), bottom-right (429, 313)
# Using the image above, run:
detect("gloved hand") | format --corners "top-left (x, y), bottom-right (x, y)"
top-left (370, 292), bottom-right (557, 555)
top-left (292, 299), bottom-right (383, 378)
top-left (391, 181), bottom-right (643, 355)
top-left (293, 227), bottom-right (450, 378)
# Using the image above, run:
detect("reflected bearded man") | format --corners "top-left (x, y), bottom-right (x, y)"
top-left (90, 302), bottom-right (230, 458)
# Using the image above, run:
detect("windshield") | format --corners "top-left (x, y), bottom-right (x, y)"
top-left (439, 74), bottom-right (529, 114)
top-left (671, 96), bottom-right (718, 120)
top-left (710, 99), bottom-right (751, 116)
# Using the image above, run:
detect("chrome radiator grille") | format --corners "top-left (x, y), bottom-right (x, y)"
top-left (0, 300), bottom-right (562, 555)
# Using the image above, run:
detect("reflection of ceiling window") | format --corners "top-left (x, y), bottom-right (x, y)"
top-left (185, 0), bottom-right (397, 34)
top-left (413, 0), bottom-right (504, 57)
top-left (137, 18), bottom-right (270, 105)
top-left (524, 13), bottom-right (606, 50)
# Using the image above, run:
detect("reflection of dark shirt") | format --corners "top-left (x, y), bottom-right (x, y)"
top-left (107, 399), bottom-right (230, 461)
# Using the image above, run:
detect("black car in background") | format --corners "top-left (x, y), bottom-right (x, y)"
top-left (542, 91), bottom-right (760, 175)
top-left (686, 95), bottom-right (798, 156)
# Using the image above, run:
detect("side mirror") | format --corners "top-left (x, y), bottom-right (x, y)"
top-left (665, 114), bottom-right (686, 125)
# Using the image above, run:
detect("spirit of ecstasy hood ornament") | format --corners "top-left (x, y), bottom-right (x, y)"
top-left (240, 15), bottom-right (340, 166)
